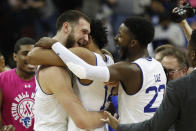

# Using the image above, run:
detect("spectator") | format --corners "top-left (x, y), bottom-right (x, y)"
top-left (154, 44), bottom-right (174, 61)
top-left (153, 12), bottom-right (186, 49)
top-left (160, 47), bottom-right (189, 81)
top-left (0, 51), bottom-right (10, 73)
top-left (0, 37), bottom-right (37, 131)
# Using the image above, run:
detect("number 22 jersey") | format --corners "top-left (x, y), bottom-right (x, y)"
top-left (118, 57), bottom-right (167, 124)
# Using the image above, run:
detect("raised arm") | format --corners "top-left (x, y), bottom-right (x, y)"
top-left (171, 3), bottom-right (194, 40)
top-left (179, 20), bottom-right (193, 40)
top-left (39, 66), bottom-right (106, 129)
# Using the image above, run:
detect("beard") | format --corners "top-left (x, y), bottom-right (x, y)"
top-left (119, 46), bottom-right (129, 60)
top-left (66, 32), bottom-right (76, 48)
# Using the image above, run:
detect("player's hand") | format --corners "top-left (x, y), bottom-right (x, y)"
top-left (101, 49), bottom-right (113, 58)
top-left (0, 125), bottom-right (15, 131)
top-left (35, 37), bottom-right (58, 49)
top-left (101, 111), bottom-right (120, 130)
top-left (171, 2), bottom-right (196, 23)
top-left (104, 81), bottom-right (119, 88)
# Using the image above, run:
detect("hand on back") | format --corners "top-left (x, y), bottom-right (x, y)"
top-left (35, 37), bottom-right (58, 49)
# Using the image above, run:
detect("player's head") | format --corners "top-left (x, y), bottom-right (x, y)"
top-left (188, 29), bottom-right (196, 67)
top-left (90, 19), bottom-right (108, 49)
top-left (56, 10), bottom-right (91, 48)
top-left (114, 16), bottom-right (154, 60)
top-left (14, 37), bottom-right (37, 75)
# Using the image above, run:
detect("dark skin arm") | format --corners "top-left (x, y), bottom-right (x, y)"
top-left (29, 37), bottom-right (139, 94)
top-left (27, 47), bottom-right (96, 66)
top-left (108, 61), bottom-right (142, 95)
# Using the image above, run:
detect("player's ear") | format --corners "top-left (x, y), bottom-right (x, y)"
top-left (13, 53), bottom-right (17, 62)
top-left (129, 40), bottom-right (138, 47)
top-left (62, 22), bottom-right (72, 33)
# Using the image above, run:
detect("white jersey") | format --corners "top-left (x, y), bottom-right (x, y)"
top-left (34, 71), bottom-right (68, 131)
top-left (68, 53), bottom-right (114, 131)
top-left (118, 57), bottom-right (167, 124)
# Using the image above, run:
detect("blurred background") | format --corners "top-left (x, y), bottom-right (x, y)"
top-left (0, 0), bottom-right (196, 68)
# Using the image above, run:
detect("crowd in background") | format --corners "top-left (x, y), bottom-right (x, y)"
top-left (0, 0), bottom-right (196, 131)
top-left (0, 0), bottom-right (196, 68)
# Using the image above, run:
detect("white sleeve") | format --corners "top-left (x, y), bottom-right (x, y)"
top-left (52, 42), bottom-right (110, 82)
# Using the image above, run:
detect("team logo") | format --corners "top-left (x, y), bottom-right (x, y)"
top-left (24, 84), bottom-right (31, 88)
top-left (11, 92), bottom-right (35, 128)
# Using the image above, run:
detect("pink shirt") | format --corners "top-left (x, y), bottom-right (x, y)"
top-left (0, 69), bottom-right (36, 131)
top-left (190, 0), bottom-right (196, 7)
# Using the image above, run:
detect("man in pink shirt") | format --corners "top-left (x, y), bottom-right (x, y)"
top-left (0, 37), bottom-right (37, 131)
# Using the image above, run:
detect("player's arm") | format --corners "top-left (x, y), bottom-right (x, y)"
top-left (52, 42), bottom-right (138, 83)
top-left (39, 66), bottom-right (106, 129)
top-left (27, 47), bottom-right (65, 66)
top-left (27, 47), bottom-right (96, 66)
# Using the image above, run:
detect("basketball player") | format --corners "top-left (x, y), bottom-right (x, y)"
top-left (29, 10), bottom-right (110, 131)
top-left (0, 37), bottom-right (37, 131)
top-left (35, 16), bottom-right (167, 125)
top-left (28, 18), bottom-right (115, 131)
top-left (101, 8), bottom-right (196, 131)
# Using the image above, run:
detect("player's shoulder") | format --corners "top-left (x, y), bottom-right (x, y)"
top-left (38, 66), bottom-right (66, 76)
top-left (0, 68), bottom-right (15, 77)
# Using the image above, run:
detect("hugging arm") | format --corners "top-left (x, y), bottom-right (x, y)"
top-left (52, 42), bottom-right (111, 82)
top-left (27, 45), bottom-right (96, 67)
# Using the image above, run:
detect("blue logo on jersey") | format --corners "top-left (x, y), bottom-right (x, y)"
top-left (21, 117), bottom-right (31, 128)
top-left (146, 57), bottom-right (152, 61)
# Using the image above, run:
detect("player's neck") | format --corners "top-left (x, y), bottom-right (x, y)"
top-left (53, 33), bottom-right (67, 46)
top-left (128, 49), bottom-right (149, 62)
top-left (16, 68), bottom-right (34, 81)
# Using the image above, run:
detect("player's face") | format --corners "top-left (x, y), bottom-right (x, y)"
top-left (14, 45), bottom-right (37, 75)
top-left (114, 23), bottom-right (134, 60)
top-left (71, 18), bottom-right (90, 48)
top-left (161, 56), bottom-right (187, 81)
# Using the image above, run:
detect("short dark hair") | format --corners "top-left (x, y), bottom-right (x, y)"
top-left (14, 37), bottom-right (36, 53)
top-left (123, 16), bottom-right (154, 46)
top-left (190, 29), bottom-right (196, 49)
top-left (90, 19), bottom-right (108, 49)
top-left (56, 10), bottom-right (91, 31)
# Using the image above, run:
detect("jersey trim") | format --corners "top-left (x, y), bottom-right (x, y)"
top-left (35, 71), bottom-right (53, 95)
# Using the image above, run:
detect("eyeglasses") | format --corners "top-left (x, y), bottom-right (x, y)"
top-left (164, 67), bottom-right (185, 76)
